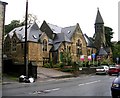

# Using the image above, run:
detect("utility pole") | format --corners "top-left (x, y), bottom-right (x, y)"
top-left (24, 0), bottom-right (28, 78)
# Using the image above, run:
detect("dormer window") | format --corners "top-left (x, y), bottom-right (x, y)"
top-left (22, 36), bottom-right (25, 39)
top-left (27, 25), bottom-right (31, 29)
top-left (19, 28), bottom-right (23, 31)
top-left (32, 35), bottom-right (37, 39)
top-left (68, 31), bottom-right (71, 33)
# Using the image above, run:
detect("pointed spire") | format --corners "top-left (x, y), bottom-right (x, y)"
top-left (95, 8), bottom-right (104, 24)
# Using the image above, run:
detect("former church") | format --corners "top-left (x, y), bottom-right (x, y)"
top-left (4, 9), bottom-right (112, 66)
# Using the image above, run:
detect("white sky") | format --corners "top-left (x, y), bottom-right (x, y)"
top-left (3, 0), bottom-right (119, 41)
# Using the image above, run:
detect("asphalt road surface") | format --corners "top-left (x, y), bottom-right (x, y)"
top-left (2, 74), bottom-right (116, 96)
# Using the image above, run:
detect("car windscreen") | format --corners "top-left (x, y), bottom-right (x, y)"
top-left (97, 66), bottom-right (104, 69)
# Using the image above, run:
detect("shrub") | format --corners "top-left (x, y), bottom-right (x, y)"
top-left (53, 63), bottom-right (62, 68)
top-left (43, 63), bottom-right (51, 68)
top-left (61, 68), bottom-right (74, 72)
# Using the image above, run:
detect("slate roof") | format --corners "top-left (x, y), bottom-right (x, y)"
top-left (95, 9), bottom-right (104, 24)
top-left (51, 24), bottom-right (77, 51)
top-left (7, 22), bottom-right (42, 42)
top-left (50, 42), bottom-right (62, 52)
top-left (98, 47), bottom-right (108, 56)
top-left (84, 34), bottom-right (95, 48)
top-left (53, 32), bottom-right (71, 44)
top-left (40, 21), bottom-right (55, 39)
top-left (48, 23), bottom-right (62, 34)
top-left (40, 21), bottom-right (78, 51)
top-left (61, 25), bottom-right (76, 40)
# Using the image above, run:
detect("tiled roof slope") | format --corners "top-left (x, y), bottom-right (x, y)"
top-left (7, 22), bottom-right (42, 42)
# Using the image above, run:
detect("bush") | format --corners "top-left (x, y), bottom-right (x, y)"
top-left (61, 68), bottom-right (74, 72)
top-left (43, 63), bottom-right (51, 68)
top-left (53, 63), bottom-right (62, 68)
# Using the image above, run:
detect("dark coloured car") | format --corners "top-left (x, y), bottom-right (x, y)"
top-left (111, 73), bottom-right (120, 98)
top-left (108, 65), bottom-right (120, 76)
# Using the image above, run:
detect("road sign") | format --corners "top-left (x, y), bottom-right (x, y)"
top-left (92, 53), bottom-right (95, 59)
top-left (116, 57), bottom-right (119, 61)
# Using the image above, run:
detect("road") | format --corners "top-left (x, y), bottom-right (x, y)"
top-left (2, 74), bottom-right (116, 96)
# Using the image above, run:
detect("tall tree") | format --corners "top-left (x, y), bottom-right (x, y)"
top-left (112, 41), bottom-right (120, 63)
top-left (5, 20), bottom-right (24, 34)
top-left (5, 14), bottom-right (39, 35)
top-left (22, 13), bottom-right (40, 24)
top-left (104, 26), bottom-right (114, 47)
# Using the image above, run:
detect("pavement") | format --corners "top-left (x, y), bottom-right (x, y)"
top-left (2, 67), bottom-right (74, 84)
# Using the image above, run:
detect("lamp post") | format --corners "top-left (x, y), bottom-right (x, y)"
top-left (24, 0), bottom-right (28, 78)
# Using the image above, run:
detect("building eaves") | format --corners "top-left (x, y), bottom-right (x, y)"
top-left (40, 20), bottom-right (53, 39)
top-left (7, 22), bottom-right (41, 42)
top-left (84, 34), bottom-right (95, 48)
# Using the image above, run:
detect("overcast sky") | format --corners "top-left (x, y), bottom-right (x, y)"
top-left (3, 0), bottom-right (119, 41)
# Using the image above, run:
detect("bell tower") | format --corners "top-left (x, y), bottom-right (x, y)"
top-left (94, 8), bottom-right (106, 50)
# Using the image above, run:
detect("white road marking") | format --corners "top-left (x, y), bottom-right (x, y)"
top-left (51, 88), bottom-right (60, 91)
top-left (109, 77), bottom-right (115, 80)
top-left (78, 83), bottom-right (85, 86)
top-left (44, 89), bottom-right (51, 92)
top-left (29, 88), bottom-right (60, 95)
top-left (78, 80), bottom-right (101, 86)
top-left (85, 80), bottom-right (101, 85)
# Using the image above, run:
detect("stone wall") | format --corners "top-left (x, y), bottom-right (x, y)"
top-left (0, 2), bottom-right (4, 67)
top-left (28, 42), bottom-right (43, 66)
top-left (0, 1), bottom-right (7, 67)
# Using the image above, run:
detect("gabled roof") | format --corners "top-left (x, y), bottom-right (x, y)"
top-left (48, 23), bottom-right (62, 34)
top-left (53, 32), bottom-right (71, 44)
top-left (51, 24), bottom-right (77, 51)
top-left (95, 8), bottom-right (104, 24)
top-left (7, 22), bottom-right (42, 42)
top-left (40, 20), bottom-right (54, 39)
top-left (84, 34), bottom-right (95, 48)
top-left (50, 42), bottom-right (62, 52)
top-left (98, 47), bottom-right (108, 56)
top-left (61, 25), bottom-right (76, 40)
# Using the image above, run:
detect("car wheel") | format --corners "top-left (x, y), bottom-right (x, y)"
top-left (105, 71), bottom-right (108, 75)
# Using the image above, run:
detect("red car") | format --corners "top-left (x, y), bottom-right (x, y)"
top-left (108, 65), bottom-right (120, 76)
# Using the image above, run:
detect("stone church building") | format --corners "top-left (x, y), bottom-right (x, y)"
top-left (4, 9), bottom-right (112, 66)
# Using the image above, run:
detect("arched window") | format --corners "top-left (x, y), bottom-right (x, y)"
top-left (76, 39), bottom-right (82, 56)
top-left (12, 38), bottom-right (17, 51)
top-left (43, 39), bottom-right (47, 51)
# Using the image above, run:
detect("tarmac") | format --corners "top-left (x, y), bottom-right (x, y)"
top-left (2, 67), bottom-right (74, 84)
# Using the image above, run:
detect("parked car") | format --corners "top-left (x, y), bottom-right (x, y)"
top-left (109, 64), bottom-right (116, 69)
top-left (108, 65), bottom-right (120, 76)
top-left (111, 73), bottom-right (120, 98)
top-left (96, 65), bottom-right (109, 75)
